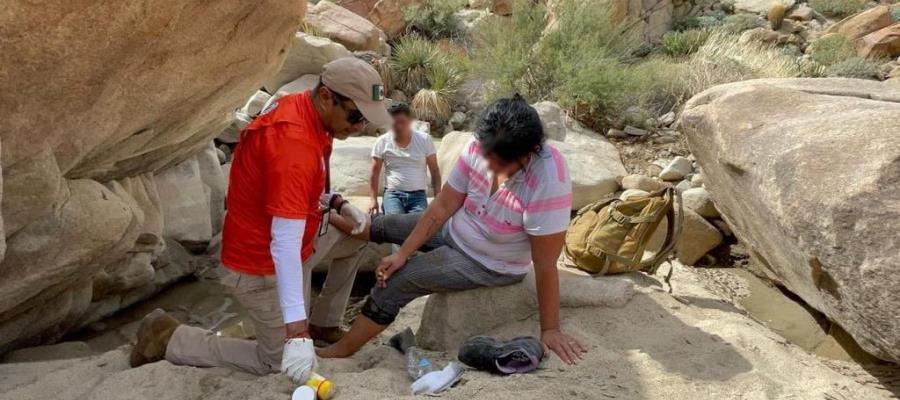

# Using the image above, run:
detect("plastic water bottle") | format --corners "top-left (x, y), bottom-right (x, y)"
top-left (405, 346), bottom-right (434, 380)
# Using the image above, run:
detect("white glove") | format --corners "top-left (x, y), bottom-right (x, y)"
top-left (340, 203), bottom-right (369, 235)
top-left (281, 338), bottom-right (317, 383)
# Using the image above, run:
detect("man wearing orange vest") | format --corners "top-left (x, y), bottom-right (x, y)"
top-left (129, 57), bottom-right (391, 384)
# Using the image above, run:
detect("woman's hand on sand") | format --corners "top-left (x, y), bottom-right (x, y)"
top-left (541, 329), bottom-right (586, 365)
top-left (376, 253), bottom-right (407, 288)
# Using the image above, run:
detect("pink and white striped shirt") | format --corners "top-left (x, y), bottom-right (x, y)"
top-left (446, 138), bottom-right (572, 275)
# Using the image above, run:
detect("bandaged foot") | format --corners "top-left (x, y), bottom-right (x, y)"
top-left (410, 362), bottom-right (464, 395)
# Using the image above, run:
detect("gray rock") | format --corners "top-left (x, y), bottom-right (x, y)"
top-left (418, 270), bottom-right (634, 351)
top-left (619, 189), bottom-right (650, 201)
top-left (734, 0), bottom-right (794, 14)
top-left (607, 128), bottom-right (629, 138)
top-left (449, 111), bottom-right (467, 130)
top-left (680, 77), bottom-right (900, 362)
top-left (682, 187), bottom-right (720, 218)
top-left (624, 125), bottom-right (649, 136)
top-left (788, 5), bottom-right (814, 21)
top-left (675, 179), bottom-right (693, 193)
top-left (658, 111), bottom-right (676, 126)
top-left (649, 208), bottom-right (723, 266)
top-left (0, 0), bottom-right (303, 354)
top-left (712, 219), bottom-right (733, 237)
top-left (621, 174), bottom-right (664, 192)
top-left (659, 156), bottom-right (693, 181)
top-left (690, 173), bottom-right (705, 188)
top-left (262, 33), bottom-right (351, 93)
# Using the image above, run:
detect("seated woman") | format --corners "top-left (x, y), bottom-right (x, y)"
top-left (317, 95), bottom-right (586, 364)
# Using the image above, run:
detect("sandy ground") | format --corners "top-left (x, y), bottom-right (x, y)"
top-left (0, 263), bottom-right (896, 400)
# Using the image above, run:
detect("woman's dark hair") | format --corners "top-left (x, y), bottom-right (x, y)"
top-left (474, 94), bottom-right (544, 162)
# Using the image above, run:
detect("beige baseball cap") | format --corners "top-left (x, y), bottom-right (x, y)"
top-left (321, 57), bottom-right (392, 128)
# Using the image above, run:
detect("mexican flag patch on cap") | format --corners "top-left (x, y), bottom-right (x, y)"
top-left (372, 84), bottom-right (385, 101)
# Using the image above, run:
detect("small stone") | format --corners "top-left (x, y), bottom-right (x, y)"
top-left (659, 156), bottom-right (693, 181)
top-left (658, 111), bottom-right (676, 126)
top-left (682, 187), bottom-right (720, 218)
top-left (621, 174), bottom-right (664, 192)
top-left (624, 125), bottom-right (648, 136)
top-left (216, 148), bottom-right (226, 164)
top-left (675, 180), bottom-right (692, 193)
top-left (607, 128), bottom-right (629, 138)
top-left (449, 112), bottom-right (467, 130)
top-left (646, 164), bottom-right (663, 177)
top-left (619, 189), bottom-right (649, 201)
top-left (788, 5), bottom-right (814, 21)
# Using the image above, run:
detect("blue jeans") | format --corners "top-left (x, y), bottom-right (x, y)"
top-left (382, 190), bottom-right (428, 215)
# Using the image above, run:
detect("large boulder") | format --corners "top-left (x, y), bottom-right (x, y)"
top-left (0, 0), bottom-right (302, 353)
top-left (336, 0), bottom-right (424, 38)
top-left (437, 130), bottom-right (625, 210)
top-left (680, 78), bottom-right (900, 362)
top-left (823, 5), bottom-right (894, 40)
top-left (417, 269), bottom-right (634, 351)
top-left (858, 23), bottom-right (900, 59)
top-left (733, 0), bottom-right (794, 14)
top-left (262, 33), bottom-right (351, 94)
top-left (306, 1), bottom-right (387, 52)
top-left (330, 136), bottom-right (383, 196)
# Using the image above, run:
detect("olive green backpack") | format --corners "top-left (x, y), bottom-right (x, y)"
top-left (564, 187), bottom-right (682, 285)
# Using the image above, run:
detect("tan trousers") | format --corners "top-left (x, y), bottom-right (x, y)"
top-left (165, 228), bottom-right (366, 375)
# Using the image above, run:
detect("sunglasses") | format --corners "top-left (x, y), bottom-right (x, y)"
top-left (331, 89), bottom-right (368, 125)
top-left (341, 101), bottom-right (367, 125)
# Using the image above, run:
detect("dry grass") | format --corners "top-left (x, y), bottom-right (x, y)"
top-left (680, 29), bottom-right (800, 97)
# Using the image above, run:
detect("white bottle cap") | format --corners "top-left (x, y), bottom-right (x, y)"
top-left (292, 385), bottom-right (316, 400)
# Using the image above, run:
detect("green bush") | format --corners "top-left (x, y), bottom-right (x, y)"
top-left (391, 36), bottom-right (438, 95)
top-left (824, 57), bottom-right (881, 79)
top-left (808, 0), bottom-right (867, 17)
top-left (721, 14), bottom-right (763, 33)
top-left (662, 29), bottom-right (711, 57)
top-left (404, 0), bottom-right (466, 40)
top-left (807, 34), bottom-right (856, 66)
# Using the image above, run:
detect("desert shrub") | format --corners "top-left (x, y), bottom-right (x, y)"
top-left (807, 34), bottom-right (856, 66)
top-left (808, 0), bottom-right (867, 17)
top-left (299, 21), bottom-right (322, 37)
top-left (892, 6), bottom-right (900, 22)
top-left (411, 58), bottom-right (466, 124)
top-left (679, 29), bottom-right (800, 97)
top-left (824, 57), bottom-right (881, 79)
top-left (662, 29), bottom-right (711, 57)
top-left (672, 14), bottom-right (724, 31)
top-left (721, 14), bottom-right (763, 33)
top-left (471, 0), bottom-right (546, 98)
top-left (472, 0), bottom-right (689, 129)
top-left (404, 0), bottom-right (466, 40)
top-left (391, 35), bottom-right (439, 95)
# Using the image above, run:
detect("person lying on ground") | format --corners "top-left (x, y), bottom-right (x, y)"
top-left (368, 102), bottom-right (441, 216)
top-left (317, 94), bottom-right (587, 365)
top-left (129, 57), bottom-right (390, 384)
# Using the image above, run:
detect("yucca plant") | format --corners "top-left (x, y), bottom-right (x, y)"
top-left (391, 35), bottom-right (439, 95)
top-left (411, 55), bottom-right (466, 126)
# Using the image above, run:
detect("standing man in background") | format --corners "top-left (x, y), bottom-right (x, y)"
top-left (129, 57), bottom-right (391, 385)
top-left (368, 103), bottom-right (441, 216)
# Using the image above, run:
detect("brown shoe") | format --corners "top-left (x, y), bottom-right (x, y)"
top-left (309, 325), bottom-right (346, 345)
top-left (130, 308), bottom-right (180, 367)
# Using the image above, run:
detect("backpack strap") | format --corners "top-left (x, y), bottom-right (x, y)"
top-left (642, 187), bottom-right (683, 292)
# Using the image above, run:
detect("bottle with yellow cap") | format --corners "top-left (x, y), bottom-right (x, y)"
top-left (306, 372), bottom-right (335, 400)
